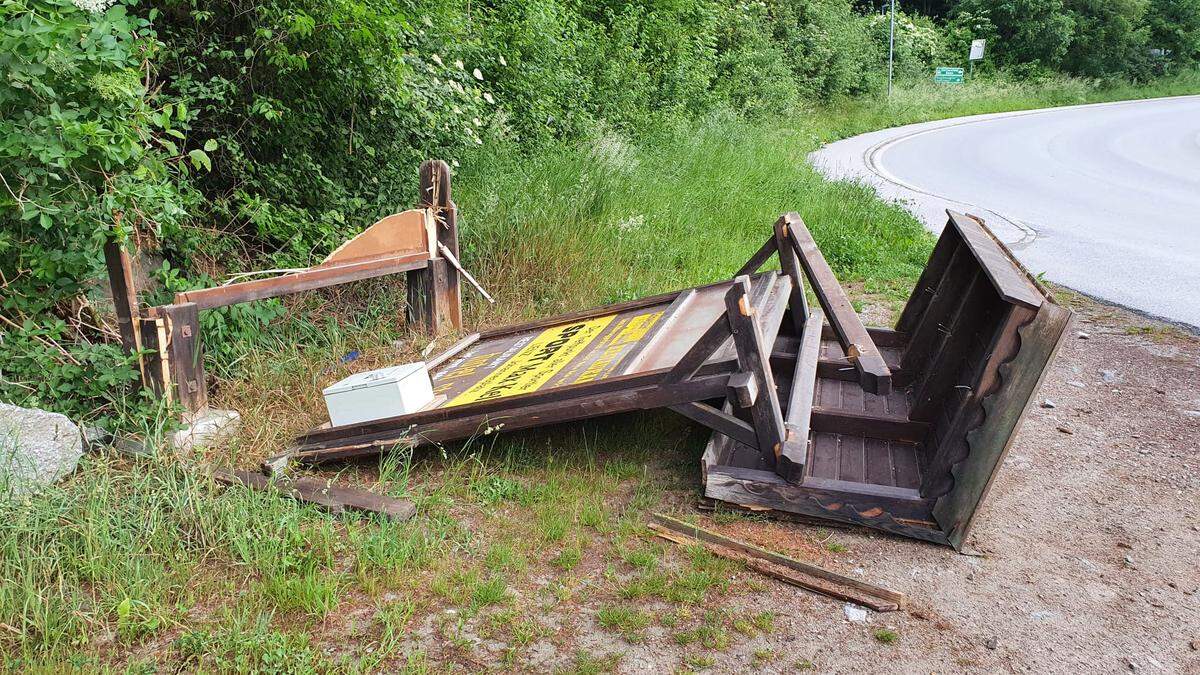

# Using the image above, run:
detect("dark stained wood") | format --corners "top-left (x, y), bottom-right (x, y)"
top-left (810, 408), bottom-right (928, 444)
top-left (137, 315), bottom-right (167, 399)
top-left (900, 245), bottom-right (975, 378)
top-left (725, 276), bottom-right (785, 469)
top-left (291, 371), bottom-right (735, 462)
top-left (933, 302), bottom-right (1071, 549)
top-left (908, 271), bottom-right (992, 422)
top-left (159, 303), bottom-right (207, 413)
top-left (774, 214), bottom-right (809, 336)
top-left (821, 324), bottom-right (909, 349)
top-left (703, 464), bottom-right (946, 544)
top-left (779, 310), bottom-right (824, 482)
top-left (946, 211), bottom-right (1043, 310)
top-left (785, 214), bottom-right (891, 395)
top-left (213, 468), bottom-right (417, 521)
top-left (726, 371), bottom-right (758, 408)
top-left (895, 226), bottom-right (962, 334)
top-left (649, 513), bottom-right (906, 611)
top-left (423, 160), bottom-right (463, 331)
top-left (735, 236), bottom-right (777, 276)
top-left (670, 402), bottom-right (759, 448)
top-left (864, 437), bottom-right (895, 486)
top-left (179, 252), bottom-right (429, 311)
top-left (103, 240), bottom-right (141, 355)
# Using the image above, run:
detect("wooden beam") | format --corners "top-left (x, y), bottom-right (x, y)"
top-left (735, 236), bottom-right (777, 277)
top-left (213, 469), bottom-right (416, 521)
top-left (779, 310), bottom-right (824, 483)
top-left (650, 513), bottom-right (907, 612)
top-left (103, 240), bottom-right (141, 355)
top-left (426, 332), bottom-right (481, 370)
top-left (670, 401), bottom-right (759, 448)
top-left (784, 214), bottom-right (892, 395)
top-left (725, 276), bottom-right (786, 468)
top-left (726, 371), bottom-right (758, 407)
top-left (178, 252), bottom-right (429, 311)
top-left (809, 407), bottom-right (928, 443)
top-left (774, 214), bottom-right (809, 336)
top-left (158, 302), bottom-right (207, 413)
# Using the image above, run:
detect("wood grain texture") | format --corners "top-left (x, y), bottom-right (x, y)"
top-left (725, 276), bottom-right (785, 469)
top-left (946, 211), bottom-right (1044, 310)
top-left (159, 303), bottom-right (207, 413)
top-left (785, 214), bottom-right (892, 395)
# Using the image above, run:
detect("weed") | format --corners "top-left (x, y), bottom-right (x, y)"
top-left (471, 576), bottom-right (509, 608)
top-left (684, 653), bottom-right (715, 669)
top-left (753, 647), bottom-right (776, 665)
top-left (753, 611), bottom-right (775, 633)
top-left (874, 628), bottom-right (900, 644)
top-left (825, 541), bottom-right (849, 553)
top-left (596, 605), bottom-right (654, 643)
top-left (561, 650), bottom-right (621, 675)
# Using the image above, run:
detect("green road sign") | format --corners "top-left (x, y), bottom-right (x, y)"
top-left (934, 67), bottom-right (964, 84)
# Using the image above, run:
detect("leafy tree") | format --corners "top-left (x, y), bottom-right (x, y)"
top-left (1146, 0), bottom-right (1200, 63)
top-left (948, 0), bottom-right (1075, 70)
top-left (1062, 0), bottom-right (1151, 77)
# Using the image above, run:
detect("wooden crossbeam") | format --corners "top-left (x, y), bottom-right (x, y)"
top-left (783, 213), bottom-right (892, 395)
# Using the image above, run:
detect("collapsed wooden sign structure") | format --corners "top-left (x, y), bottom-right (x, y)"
top-left (276, 193), bottom-right (1071, 549)
top-left (104, 158), bottom-right (1069, 548)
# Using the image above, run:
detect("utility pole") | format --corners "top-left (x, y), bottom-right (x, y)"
top-left (888, 0), bottom-right (897, 98)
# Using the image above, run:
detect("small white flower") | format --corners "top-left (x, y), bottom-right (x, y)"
top-left (618, 214), bottom-right (645, 232)
top-left (431, 53), bottom-right (444, 67)
top-left (451, 160), bottom-right (460, 168)
top-left (421, 15), bottom-right (433, 27)
top-left (73, 0), bottom-right (115, 11)
top-left (473, 118), bottom-right (482, 127)
top-left (472, 68), bottom-right (483, 81)
top-left (451, 81), bottom-right (464, 93)
top-left (455, 59), bottom-right (464, 70)
top-left (483, 92), bottom-right (495, 104)
top-left (499, 55), bottom-right (507, 66)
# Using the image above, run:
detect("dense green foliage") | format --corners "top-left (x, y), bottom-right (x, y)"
top-left (1, 0), bottom-right (1199, 427)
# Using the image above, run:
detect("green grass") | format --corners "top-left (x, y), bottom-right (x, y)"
top-left (4, 73), bottom-right (1198, 671)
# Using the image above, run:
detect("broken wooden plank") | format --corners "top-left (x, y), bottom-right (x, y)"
top-left (178, 252), bottom-right (429, 311)
top-left (213, 468), bottom-right (417, 522)
top-left (670, 401), bottom-right (759, 448)
top-left (649, 513), bottom-right (906, 612)
top-left (784, 214), bottom-right (892, 395)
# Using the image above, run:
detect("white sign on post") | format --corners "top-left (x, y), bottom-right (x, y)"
top-left (969, 39), bottom-right (986, 61)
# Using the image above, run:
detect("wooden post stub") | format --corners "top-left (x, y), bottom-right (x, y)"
top-left (724, 276), bottom-right (786, 468)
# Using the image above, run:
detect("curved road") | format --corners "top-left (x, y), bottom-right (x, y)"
top-left (809, 95), bottom-right (1200, 330)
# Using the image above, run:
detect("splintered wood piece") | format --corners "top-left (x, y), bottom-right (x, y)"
top-left (213, 469), bottom-right (416, 522)
top-left (649, 513), bottom-right (905, 612)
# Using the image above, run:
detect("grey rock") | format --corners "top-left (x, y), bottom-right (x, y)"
top-left (1099, 369), bottom-right (1120, 384)
top-left (0, 403), bottom-right (83, 497)
top-left (1041, 400), bottom-right (1057, 409)
top-left (1077, 332), bottom-right (1091, 340)
top-left (985, 636), bottom-right (999, 650)
top-left (171, 409), bottom-right (241, 453)
top-left (1068, 380), bottom-right (1087, 389)
top-left (1182, 410), bottom-right (1200, 419)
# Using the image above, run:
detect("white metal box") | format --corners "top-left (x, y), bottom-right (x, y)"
top-left (322, 363), bottom-right (433, 427)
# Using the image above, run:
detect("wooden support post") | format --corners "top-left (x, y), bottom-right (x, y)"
top-left (159, 302), bottom-right (208, 413)
top-left (407, 160), bottom-right (463, 335)
top-left (103, 240), bottom-right (141, 356)
top-left (725, 276), bottom-right (786, 469)
top-left (773, 214), bottom-right (809, 337)
top-left (138, 314), bottom-right (168, 399)
top-left (779, 310), bottom-right (824, 482)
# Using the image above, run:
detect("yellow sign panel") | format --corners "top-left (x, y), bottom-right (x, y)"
top-left (446, 315), bottom-right (617, 407)
top-left (574, 311), bottom-right (662, 383)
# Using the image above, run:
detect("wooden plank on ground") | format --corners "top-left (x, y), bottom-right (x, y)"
top-left (784, 214), bottom-right (892, 395)
top-left (649, 513), bottom-right (906, 612)
top-left (213, 468), bottom-right (417, 521)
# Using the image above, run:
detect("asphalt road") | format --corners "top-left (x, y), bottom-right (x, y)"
top-left (809, 95), bottom-right (1200, 330)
